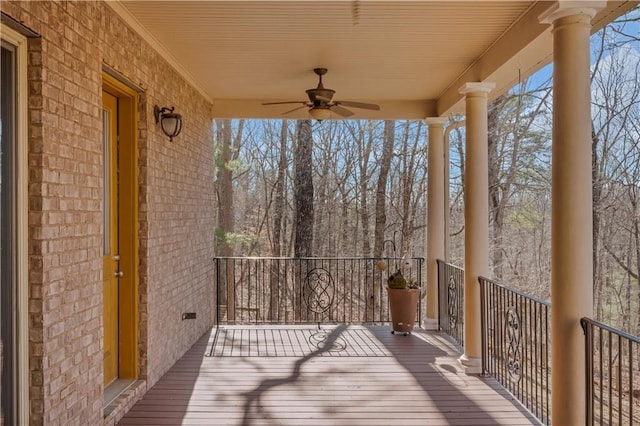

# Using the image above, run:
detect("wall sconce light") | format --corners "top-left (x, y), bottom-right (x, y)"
top-left (154, 105), bottom-right (183, 141)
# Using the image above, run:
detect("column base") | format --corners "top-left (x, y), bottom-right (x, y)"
top-left (422, 317), bottom-right (439, 330)
top-left (458, 354), bottom-right (482, 375)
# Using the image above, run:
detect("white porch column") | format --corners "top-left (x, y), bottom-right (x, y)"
top-left (423, 117), bottom-right (447, 330)
top-left (459, 82), bottom-right (494, 374)
top-left (540, 3), bottom-right (603, 424)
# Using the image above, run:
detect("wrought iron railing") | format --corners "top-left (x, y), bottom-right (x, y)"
top-left (213, 256), bottom-right (640, 425)
top-left (479, 276), bottom-right (551, 425)
top-left (213, 257), bottom-right (424, 325)
top-left (582, 317), bottom-right (640, 425)
top-left (436, 260), bottom-right (464, 346)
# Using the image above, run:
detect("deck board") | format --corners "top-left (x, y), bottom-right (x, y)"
top-left (118, 326), bottom-right (541, 426)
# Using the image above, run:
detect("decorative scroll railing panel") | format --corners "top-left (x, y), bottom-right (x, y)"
top-left (479, 276), bottom-right (551, 425)
top-left (213, 257), bottom-right (424, 326)
top-left (582, 317), bottom-right (640, 425)
top-left (437, 260), bottom-right (464, 346)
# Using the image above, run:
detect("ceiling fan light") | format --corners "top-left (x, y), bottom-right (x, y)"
top-left (309, 107), bottom-right (331, 121)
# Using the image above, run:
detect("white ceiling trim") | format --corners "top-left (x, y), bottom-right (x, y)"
top-left (106, 1), bottom-right (213, 103)
top-left (436, 2), bottom-right (551, 116)
top-left (436, 2), bottom-right (537, 101)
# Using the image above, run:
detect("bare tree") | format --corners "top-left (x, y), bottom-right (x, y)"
top-left (294, 120), bottom-right (314, 257)
top-left (397, 120), bottom-right (426, 255)
top-left (214, 118), bottom-right (244, 321)
top-left (373, 120), bottom-right (395, 257)
top-left (485, 76), bottom-right (551, 287)
top-left (590, 16), bottom-right (640, 328)
top-left (272, 120), bottom-right (289, 257)
top-left (293, 120), bottom-right (314, 320)
top-left (357, 122), bottom-right (375, 256)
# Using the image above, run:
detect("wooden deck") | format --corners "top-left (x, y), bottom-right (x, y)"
top-left (118, 325), bottom-right (541, 425)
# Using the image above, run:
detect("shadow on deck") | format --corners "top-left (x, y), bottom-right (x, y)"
top-left (118, 326), bottom-right (540, 425)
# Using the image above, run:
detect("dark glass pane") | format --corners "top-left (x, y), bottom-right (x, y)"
top-left (1, 41), bottom-right (17, 426)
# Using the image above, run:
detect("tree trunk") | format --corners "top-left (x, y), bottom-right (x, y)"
top-left (631, 186), bottom-right (640, 336)
top-left (399, 121), bottom-right (423, 255)
top-left (272, 120), bottom-right (288, 257)
top-left (269, 120), bottom-right (288, 320)
top-left (294, 120), bottom-right (314, 257)
top-left (314, 131), bottom-right (332, 254)
top-left (374, 120), bottom-right (395, 257)
top-left (216, 119), bottom-right (235, 255)
top-left (359, 124), bottom-right (373, 256)
top-left (365, 120), bottom-right (394, 323)
top-left (294, 120), bottom-right (314, 321)
top-left (341, 189), bottom-right (349, 256)
top-left (592, 126), bottom-right (604, 321)
top-left (488, 94), bottom-right (508, 279)
top-left (215, 119), bottom-right (235, 321)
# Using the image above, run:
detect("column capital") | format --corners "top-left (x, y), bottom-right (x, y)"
top-left (539, 1), bottom-right (605, 24)
top-left (425, 117), bottom-right (447, 126)
top-left (458, 82), bottom-right (495, 96)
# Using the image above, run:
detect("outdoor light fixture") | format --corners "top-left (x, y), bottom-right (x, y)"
top-left (154, 105), bottom-right (183, 141)
top-left (309, 106), bottom-right (331, 121)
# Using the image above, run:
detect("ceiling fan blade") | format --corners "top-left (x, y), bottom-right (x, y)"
top-left (282, 105), bottom-right (308, 115)
top-left (331, 105), bottom-right (354, 117)
top-left (262, 101), bottom-right (307, 106)
top-left (335, 100), bottom-right (380, 111)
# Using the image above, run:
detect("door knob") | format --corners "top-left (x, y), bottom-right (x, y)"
top-left (114, 270), bottom-right (124, 278)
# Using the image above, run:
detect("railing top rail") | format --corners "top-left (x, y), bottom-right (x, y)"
top-left (436, 259), bottom-right (463, 269)
top-left (213, 256), bottom-right (424, 261)
top-left (581, 316), bottom-right (640, 343)
top-left (478, 275), bottom-right (550, 307)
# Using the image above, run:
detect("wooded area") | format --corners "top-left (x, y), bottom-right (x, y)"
top-left (213, 8), bottom-right (640, 336)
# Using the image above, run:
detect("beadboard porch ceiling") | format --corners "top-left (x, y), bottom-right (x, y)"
top-left (108, 1), bottom-right (634, 119)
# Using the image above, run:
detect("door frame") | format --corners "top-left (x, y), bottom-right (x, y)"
top-left (0, 23), bottom-right (29, 425)
top-left (102, 73), bottom-right (140, 382)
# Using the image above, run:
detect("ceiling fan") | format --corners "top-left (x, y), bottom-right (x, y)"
top-left (262, 68), bottom-right (380, 121)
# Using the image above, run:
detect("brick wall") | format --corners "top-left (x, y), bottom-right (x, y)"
top-left (2, 2), bottom-right (216, 424)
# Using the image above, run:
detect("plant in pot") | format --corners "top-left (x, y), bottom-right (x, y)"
top-left (386, 267), bottom-right (420, 335)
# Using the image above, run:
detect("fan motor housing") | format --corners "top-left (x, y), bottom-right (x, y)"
top-left (306, 88), bottom-right (335, 103)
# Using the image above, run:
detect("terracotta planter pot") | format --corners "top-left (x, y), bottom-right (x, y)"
top-left (387, 287), bottom-right (420, 334)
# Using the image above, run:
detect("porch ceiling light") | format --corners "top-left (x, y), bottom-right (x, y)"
top-left (154, 105), bottom-right (183, 141)
top-left (309, 106), bottom-right (331, 121)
